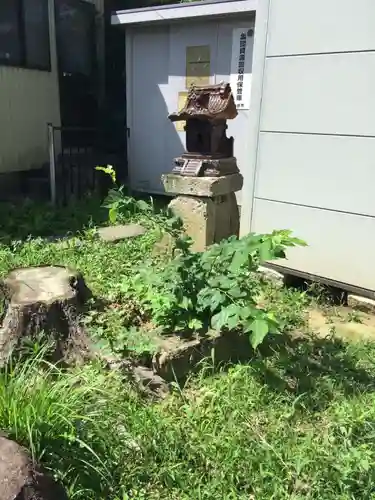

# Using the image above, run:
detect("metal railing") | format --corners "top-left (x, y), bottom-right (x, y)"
top-left (48, 123), bottom-right (105, 205)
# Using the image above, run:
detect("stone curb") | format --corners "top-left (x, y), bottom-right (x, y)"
top-left (347, 295), bottom-right (375, 315)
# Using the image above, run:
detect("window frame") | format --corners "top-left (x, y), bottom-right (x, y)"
top-left (0, 0), bottom-right (51, 72)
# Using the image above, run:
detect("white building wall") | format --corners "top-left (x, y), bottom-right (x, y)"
top-left (241, 0), bottom-right (375, 292)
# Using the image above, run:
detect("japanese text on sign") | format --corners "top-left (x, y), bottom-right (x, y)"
top-left (236, 32), bottom-right (247, 106)
top-left (230, 28), bottom-right (253, 110)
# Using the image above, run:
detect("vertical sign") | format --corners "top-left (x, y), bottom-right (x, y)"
top-left (230, 28), bottom-right (253, 110)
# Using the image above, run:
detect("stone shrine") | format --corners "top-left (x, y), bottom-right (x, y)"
top-left (162, 82), bottom-right (243, 251)
top-left (167, 82), bottom-right (239, 177)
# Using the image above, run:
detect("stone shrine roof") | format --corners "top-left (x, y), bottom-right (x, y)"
top-left (168, 82), bottom-right (238, 122)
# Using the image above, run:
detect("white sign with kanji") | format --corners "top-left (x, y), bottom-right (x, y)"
top-left (230, 28), bottom-right (253, 110)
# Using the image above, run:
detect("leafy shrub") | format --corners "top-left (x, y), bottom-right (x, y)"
top-left (96, 165), bottom-right (152, 223)
top-left (119, 230), bottom-right (306, 349)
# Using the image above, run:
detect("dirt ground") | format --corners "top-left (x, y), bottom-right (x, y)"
top-left (308, 304), bottom-right (375, 342)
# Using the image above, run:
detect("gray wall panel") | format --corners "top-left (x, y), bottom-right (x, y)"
top-left (267, 0), bottom-right (375, 56)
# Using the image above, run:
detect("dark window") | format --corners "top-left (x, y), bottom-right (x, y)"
top-left (0, 1), bottom-right (22, 65)
top-left (24, 0), bottom-right (50, 69)
top-left (55, 0), bottom-right (94, 77)
top-left (0, 0), bottom-right (50, 70)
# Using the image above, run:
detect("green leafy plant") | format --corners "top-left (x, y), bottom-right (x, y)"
top-left (95, 165), bottom-right (152, 224)
top-left (120, 230), bottom-right (307, 349)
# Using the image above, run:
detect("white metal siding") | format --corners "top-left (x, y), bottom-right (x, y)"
top-left (252, 199), bottom-right (375, 292)
top-left (261, 53), bottom-right (375, 136)
top-left (242, 0), bottom-right (375, 291)
top-left (266, 0), bottom-right (375, 56)
top-left (255, 133), bottom-right (375, 218)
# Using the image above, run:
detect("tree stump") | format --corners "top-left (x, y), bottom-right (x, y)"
top-left (0, 435), bottom-right (68, 500)
top-left (0, 266), bottom-right (93, 367)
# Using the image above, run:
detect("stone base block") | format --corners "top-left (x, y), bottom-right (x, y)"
top-left (259, 266), bottom-right (285, 288)
top-left (168, 192), bottom-right (240, 252)
top-left (162, 173), bottom-right (243, 197)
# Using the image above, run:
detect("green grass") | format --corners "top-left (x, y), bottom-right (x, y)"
top-left (2, 337), bottom-right (375, 499)
top-left (0, 197), bottom-right (166, 293)
top-left (1, 197), bottom-right (375, 499)
top-left (260, 279), bottom-right (310, 331)
top-left (0, 196), bottom-right (168, 335)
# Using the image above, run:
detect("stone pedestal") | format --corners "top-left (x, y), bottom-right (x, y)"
top-left (162, 173), bottom-right (243, 252)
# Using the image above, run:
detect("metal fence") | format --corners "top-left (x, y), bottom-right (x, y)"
top-left (48, 123), bottom-right (109, 205)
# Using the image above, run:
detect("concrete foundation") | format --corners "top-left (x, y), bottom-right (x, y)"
top-left (162, 173), bottom-right (243, 251)
top-left (347, 295), bottom-right (375, 315)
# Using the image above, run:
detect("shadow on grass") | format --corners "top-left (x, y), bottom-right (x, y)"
top-left (0, 196), bottom-right (109, 242)
top-left (0, 192), bottom-right (171, 244)
top-left (253, 332), bottom-right (375, 411)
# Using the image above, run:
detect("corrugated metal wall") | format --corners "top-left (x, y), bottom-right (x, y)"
top-left (0, 0), bottom-right (60, 174)
top-left (0, 0), bottom-right (105, 174)
top-left (0, 67), bottom-right (60, 174)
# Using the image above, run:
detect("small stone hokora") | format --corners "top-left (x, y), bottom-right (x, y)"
top-left (168, 82), bottom-right (239, 177)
